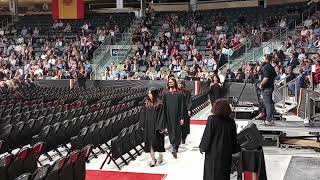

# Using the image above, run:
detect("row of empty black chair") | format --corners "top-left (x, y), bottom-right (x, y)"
top-left (13, 145), bottom-right (91, 180)
top-left (71, 106), bottom-right (142, 158)
top-left (100, 122), bottom-right (144, 170)
top-left (0, 142), bottom-right (44, 180)
top-left (0, 99), bottom-right (130, 154)
top-left (30, 101), bottom-right (136, 161)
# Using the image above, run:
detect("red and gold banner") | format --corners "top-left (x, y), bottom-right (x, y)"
top-left (52, 0), bottom-right (84, 20)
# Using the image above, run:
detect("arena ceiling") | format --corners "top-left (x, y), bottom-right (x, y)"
top-left (0, 0), bottom-right (192, 7)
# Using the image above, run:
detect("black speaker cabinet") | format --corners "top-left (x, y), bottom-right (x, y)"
top-left (237, 123), bottom-right (262, 150)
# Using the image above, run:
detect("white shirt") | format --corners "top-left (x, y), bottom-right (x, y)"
top-left (301, 29), bottom-right (309, 36)
top-left (280, 20), bottom-right (286, 28)
top-left (216, 26), bottom-right (222, 31)
top-left (98, 35), bottom-right (105, 42)
top-left (298, 53), bottom-right (306, 61)
top-left (141, 27), bottom-right (148, 32)
top-left (34, 68), bottom-right (43, 76)
top-left (304, 19), bottom-right (313, 27)
top-left (196, 26), bottom-right (203, 32)
top-left (164, 32), bottom-right (171, 38)
top-left (82, 24), bottom-right (89, 30)
top-left (41, 54), bottom-right (47, 60)
top-left (49, 58), bottom-right (56, 65)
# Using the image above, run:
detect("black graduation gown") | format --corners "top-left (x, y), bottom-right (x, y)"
top-left (163, 91), bottom-right (185, 147)
top-left (140, 104), bottom-right (166, 153)
top-left (199, 115), bottom-right (238, 180)
top-left (209, 83), bottom-right (222, 103)
top-left (181, 90), bottom-right (192, 136)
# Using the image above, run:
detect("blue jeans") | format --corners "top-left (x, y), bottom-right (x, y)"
top-left (262, 88), bottom-right (275, 122)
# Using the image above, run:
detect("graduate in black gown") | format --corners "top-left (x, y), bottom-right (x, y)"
top-left (177, 80), bottom-right (192, 144)
top-left (208, 74), bottom-right (222, 104)
top-left (199, 99), bottom-right (239, 180)
top-left (77, 68), bottom-right (87, 89)
top-left (140, 88), bottom-right (166, 167)
top-left (163, 77), bottom-right (185, 158)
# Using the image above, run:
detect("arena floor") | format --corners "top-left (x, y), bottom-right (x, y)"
top-left (84, 106), bottom-right (320, 180)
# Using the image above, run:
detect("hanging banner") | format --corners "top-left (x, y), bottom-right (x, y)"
top-left (52, 0), bottom-right (84, 20)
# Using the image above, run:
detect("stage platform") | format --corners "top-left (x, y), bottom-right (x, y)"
top-left (235, 119), bottom-right (320, 133)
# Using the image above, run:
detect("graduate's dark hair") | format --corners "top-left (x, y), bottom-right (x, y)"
top-left (211, 74), bottom-right (220, 84)
top-left (167, 77), bottom-right (178, 90)
top-left (146, 88), bottom-right (163, 108)
top-left (177, 79), bottom-right (187, 92)
top-left (211, 99), bottom-right (232, 118)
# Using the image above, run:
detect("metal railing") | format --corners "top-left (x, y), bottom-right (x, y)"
top-left (91, 18), bottom-right (140, 79)
top-left (0, 17), bottom-right (12, 29)
top-left (301, 3), bottom-right (318, 24)
top-left (218, 32), bottom-right (261, 73)
top-left (273, 76), bottom-right (300, 112)
top-left (218, 3), bottom-right (319, 74)
top-left (220, 25), bottom-right (291, 74)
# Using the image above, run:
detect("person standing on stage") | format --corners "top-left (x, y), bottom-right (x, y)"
top-left (259, 55), bottom-right (277, 126)
top-left (140, 88), bottom-right (166, 167)
top-left (163, 77), bottom-right (185, 158)
top-left (199, 99), bottom-right (239, 180)
top-left (177, 80), bottom-right (192, 144)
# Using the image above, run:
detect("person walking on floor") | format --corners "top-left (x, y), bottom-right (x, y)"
top-left (177, 80), bottom-right (192, 144)
top-left (208, 74), bottom-right (223, 104)
top-left (140, 87), bottom-right (166, 167)
top-left (199, 99), bottom-right (239, 180)
top-left (163, 77), bottom-right (185, 158)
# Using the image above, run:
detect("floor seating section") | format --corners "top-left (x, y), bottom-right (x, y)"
top-left (9, 145), bottom-right (91, 180)
top-left (0, 84), bottom-right (209, 176)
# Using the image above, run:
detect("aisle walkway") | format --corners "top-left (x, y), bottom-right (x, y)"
top-left (86, 106), bottom-right (320, 180)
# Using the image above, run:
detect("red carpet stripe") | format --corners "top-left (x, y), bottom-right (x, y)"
top-left (190, 119), bottom-right (207, 125)
top-left (86, 170), bottom-right (167, 180)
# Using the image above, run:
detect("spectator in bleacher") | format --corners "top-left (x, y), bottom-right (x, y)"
top-left (287, 52), bottom-right (299, 68)
top-left (235, 68), bottom-right (245, 83)
top-left (225, 69), bottom-right (235, 82)
top-left (64, 23), bottom-right (72, 32)
top-left (275, 65), bottom-right (287, 85)
top-left (286, 66), bottom-right (297, 83)
top-left (304, 16), bottom-right (314, 28)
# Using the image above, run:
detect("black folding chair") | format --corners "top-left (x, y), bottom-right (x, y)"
top-left (100, 128), bottom-right (128, 170)
top-left (7, 147), bottom-right (29, 180)
top-left (0, 153), bottom-right (14, 180)
top-left (74, 145), bottom-right (92, 180)
top-left (59, 150), bottom-right (80, 180)
top-left (45, 157), bottom-right (65, 180)
top-left (14, 173), bottom-right (32, 180)
top-left (32, 164), bottom-right (50, 180)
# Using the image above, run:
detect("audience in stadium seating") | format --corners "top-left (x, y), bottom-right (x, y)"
top-left (0, 13), bottom-right (134, 82)
top-left (1, 3), bottom-right (319, 84)
top-left (105, 4), bottom-right (313, 81)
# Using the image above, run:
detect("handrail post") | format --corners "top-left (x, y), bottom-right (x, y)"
top-left (294, 78), bottom-right (298, 104)
top-left (253, 51), bottom-right (255, 61)
top-left (283, 81), bottom-right (286, 111)
top-left (227, 52), bottom-right (230, 69)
